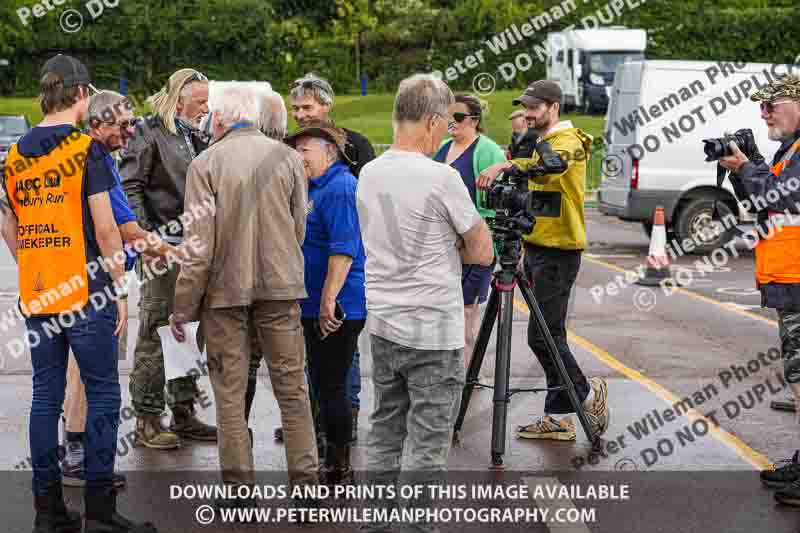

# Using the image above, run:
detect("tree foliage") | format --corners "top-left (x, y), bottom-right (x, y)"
top-left (0, 0), bottom-right (797, 96)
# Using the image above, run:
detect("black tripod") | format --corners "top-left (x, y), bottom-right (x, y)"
top-left (453, 217), bottom-right (599, 468)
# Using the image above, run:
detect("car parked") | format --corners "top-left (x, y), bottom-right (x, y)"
top-left (0, 115), bottom-right (32, 164)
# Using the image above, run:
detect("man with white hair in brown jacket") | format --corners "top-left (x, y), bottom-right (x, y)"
top-left (169, 83), bottom-right (318, 509)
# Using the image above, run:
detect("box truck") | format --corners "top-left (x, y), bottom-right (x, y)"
top-left (546, 27), bottom-right (646, 114)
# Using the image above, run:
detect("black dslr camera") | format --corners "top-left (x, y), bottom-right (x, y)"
top-left (703, 128), bottom-right (766, 223)
top-left (485, 141), bottom-right (564, 270)
top-left (702, 128), bottom-right (763, 162)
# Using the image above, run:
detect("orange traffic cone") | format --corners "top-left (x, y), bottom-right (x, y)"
top-left (637, 206), bottom-right (671, 286)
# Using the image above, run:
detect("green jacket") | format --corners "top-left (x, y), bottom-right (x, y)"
top-left (511, 121), bottom-right (592, 250)
top-left (435, 134), bottom-right (508, 218)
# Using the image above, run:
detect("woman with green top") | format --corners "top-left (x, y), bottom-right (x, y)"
top-left (434, 94), bottom-right (507, 367)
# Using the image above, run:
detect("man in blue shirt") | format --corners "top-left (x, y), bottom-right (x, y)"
top-left (61, 90), bottom-right (179, 488)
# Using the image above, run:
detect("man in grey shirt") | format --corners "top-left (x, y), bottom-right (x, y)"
top-left (357, 74), bottom-right (493, 533)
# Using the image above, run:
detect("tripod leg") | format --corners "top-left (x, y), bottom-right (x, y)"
top-left (489, 289), bottom-right (515, 467)
top-left (454, 286), bottom-right (499, 436)
top-left (517, 275), bottom-right (598, 446)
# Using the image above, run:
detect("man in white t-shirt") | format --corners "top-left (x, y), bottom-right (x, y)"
top-left (357, 74), bottom-right (493, 532)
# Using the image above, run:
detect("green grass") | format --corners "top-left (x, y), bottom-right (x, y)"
top-left (0, 98), bottom-right (42, 123)
top-left (331, 90), bottom-right (605, 145)
top-left (0, 91), bottom-right (607, 190)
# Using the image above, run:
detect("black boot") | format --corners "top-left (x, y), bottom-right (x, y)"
top-left (336, 443), bottom-right (354, 485)
top-left (84, 486), bottom-right (158, 533)
top-left (33, 483), bottom-right (82, 533)
top-left (320, 443), bottom-right (353, 487)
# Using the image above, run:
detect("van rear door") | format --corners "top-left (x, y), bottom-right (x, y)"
top-left (598, 61), bottom-right (643, 216)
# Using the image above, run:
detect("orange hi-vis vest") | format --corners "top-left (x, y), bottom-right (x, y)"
top-left (755, 138), bottom-right (800, 285)
top-left (3, 132), bottom-right (92, 315)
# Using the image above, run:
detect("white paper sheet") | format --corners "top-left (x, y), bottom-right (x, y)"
top-left (157, 322), bottom-right (208, 381)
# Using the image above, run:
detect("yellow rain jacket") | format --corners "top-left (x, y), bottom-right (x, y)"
top-left (511, 121), bottom-right (592, 250)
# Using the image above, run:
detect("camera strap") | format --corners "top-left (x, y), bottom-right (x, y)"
top-left (713, 163), bottom-right (745, 237)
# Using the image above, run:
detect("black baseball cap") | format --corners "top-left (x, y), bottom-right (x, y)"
top-left (512, 80), bottom-right (562, 106)
top-left (40, 54), bottom-right (92, 89)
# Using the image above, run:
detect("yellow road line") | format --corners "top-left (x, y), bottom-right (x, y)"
top-left (584, 256), bottom-right (778, 328)
top-left (510, 298), bottom-right (772, 471)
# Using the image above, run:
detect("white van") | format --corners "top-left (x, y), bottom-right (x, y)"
top-left (546, 27), bottom-right (646, 114)
top-left (597, 59), bottom-right (790, 253)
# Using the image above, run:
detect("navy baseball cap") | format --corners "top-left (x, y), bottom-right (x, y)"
top-left (40, 54), bottom-right (93, 89)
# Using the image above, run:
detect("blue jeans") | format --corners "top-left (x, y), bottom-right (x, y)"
top-left (27, 304), bottom-right (120, 495)
top-left (346, 351), bottom-right (361, 409)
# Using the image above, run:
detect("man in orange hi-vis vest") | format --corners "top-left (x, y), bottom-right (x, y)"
top-left (721, 74), bottom-right (800, 507)
top-left (0, 55), bottom-right (157, 533)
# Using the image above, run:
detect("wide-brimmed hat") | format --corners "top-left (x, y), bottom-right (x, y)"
top-left (284, 120), bottom-right (350, 161)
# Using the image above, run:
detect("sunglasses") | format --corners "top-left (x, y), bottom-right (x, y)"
top-left (291, 78), bottom-right (333, 95)
top-left (452, 112), bottom-right (479, 123)
top-left (169, 71), bottom-right (208, 93)
top-left (761, 99), bottom-right (795, 114)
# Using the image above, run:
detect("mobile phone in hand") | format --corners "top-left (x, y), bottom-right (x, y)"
top-left (316, 301), bottom-right (346, 339)
top-left (334, 300), bottom-right (346, 321)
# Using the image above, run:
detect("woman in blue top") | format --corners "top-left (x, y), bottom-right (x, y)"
top-left (434, 94), bottom-right (507, 369)
top-left (285, 122), bottom-right (366, 487)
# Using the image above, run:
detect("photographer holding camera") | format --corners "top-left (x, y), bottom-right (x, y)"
top-left (718, 75), bottom-right (800, 505)
top-left (477, 80), bottom-right (610, 442)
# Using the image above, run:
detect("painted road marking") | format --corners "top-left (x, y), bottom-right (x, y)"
top-left (584, 256), bottom-right (778, 328)
top-left (511, 298), bottom-right (772, 471)
top-left (523, 476), bottom-right (592, 532)
top-left (585, 253), bottom-right (637, 259)
top-left (717, 287), bottom-right (760, 296)
top-left (726, 303), bottom-right (762, 311)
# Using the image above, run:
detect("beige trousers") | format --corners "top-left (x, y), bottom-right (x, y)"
top-left (201, 300), bottom-right (318, 486)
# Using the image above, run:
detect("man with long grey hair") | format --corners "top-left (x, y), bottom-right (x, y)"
top-left (357, 74), bottom-right (493, 532)
top-left (120, 68), bottom-right (217, 450)
top-left (170, 84), bottom-right (319, 509)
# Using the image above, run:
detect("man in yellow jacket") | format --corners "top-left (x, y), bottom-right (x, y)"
top-left (477, 80), bottom-right (610, 441)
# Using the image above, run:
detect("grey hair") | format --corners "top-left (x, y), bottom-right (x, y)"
top-left (87, 90), bottom-right (132, 127)
top-left (255, 84), bottom-right (288, 140)
top-left (209, 83), bottom-right (262, 128)
top-left (290, 73), bottom-right (334, 107)
top-left (393, 74), bottom-right (454, 124)
top-left (316, 138), bottom-right (339, 161)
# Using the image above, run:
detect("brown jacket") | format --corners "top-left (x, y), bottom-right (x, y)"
top-left (174, 126), bottom-right (307, 321)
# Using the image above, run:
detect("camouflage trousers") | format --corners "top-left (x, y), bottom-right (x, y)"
top-left (779, 310), bottom-right (800, 384)
top-left (130, 261), bottom-right (199, 416)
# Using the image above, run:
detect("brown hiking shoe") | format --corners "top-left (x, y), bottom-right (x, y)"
top-left (135, 415), bottom-right (180, 450)
top-left (170, 404), bottom-right (218, 442)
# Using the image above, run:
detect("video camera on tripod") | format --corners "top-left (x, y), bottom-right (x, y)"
top-left (483, 140), bottom-right (564, 269)
top-left (455, 140), bottom-right (601, 468)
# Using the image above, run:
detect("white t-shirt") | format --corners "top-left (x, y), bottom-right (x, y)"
top-left (356, 149), bottom-right (483, 350)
